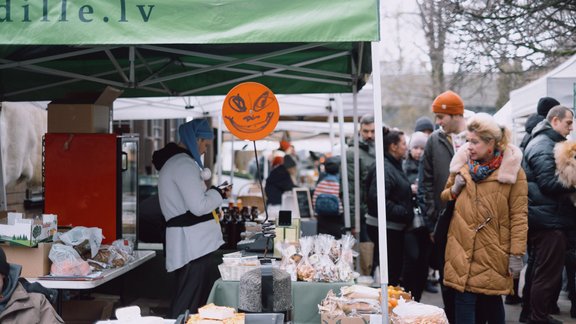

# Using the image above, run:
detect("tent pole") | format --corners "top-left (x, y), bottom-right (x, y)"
top-left (335, 95), bottom-right (351, 233)
top-left (352, 84), bottom-right (360, 238)
top-left (371, 42), bottom-right (389, 324)
top-left (230, 138), bottom-right (235, 191)
top-left (328, 107), bottom-right (335, 156)
top-left (0, 104), bottom-right (6, 211)
top-left (217, 114), bottom-right (223, 186)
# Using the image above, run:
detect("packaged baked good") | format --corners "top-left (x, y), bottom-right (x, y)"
top-left (297, 236), bottom-right (316, 281)
top-left (187, 304), bottom-right (245, 324)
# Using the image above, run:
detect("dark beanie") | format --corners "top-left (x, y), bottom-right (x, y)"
top-left (324, 157), bottom-right (340, 175)
top-left (283, 155), bottom-right (296, 169)
top-left (414, 116), bottom-right (434, 133)
top-left (537, 97), bottom-right (560, 117)
top-left (0, 247), bottom-right (9, 277)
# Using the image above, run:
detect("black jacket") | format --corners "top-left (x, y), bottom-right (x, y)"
top-left (418, 129), bottom-right (454, 232)
top-left (519, 113), bottom-right (545, 152)
top-left (403, 156), bottom-right (419, 185)
top-left (265, 165), bottom-right (295, 205)
top-left (522, 120), bottom-right (576, 230)
top-left (366, 152), bottom-right (414, 228)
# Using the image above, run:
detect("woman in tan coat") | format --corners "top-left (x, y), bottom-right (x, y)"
top-left (442, 113), bottom-right (528, 324)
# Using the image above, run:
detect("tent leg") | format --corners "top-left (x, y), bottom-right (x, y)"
top-left (0, 105), bottom-right (6, 211)
top-left (371, 41), bottom-right (389, 324)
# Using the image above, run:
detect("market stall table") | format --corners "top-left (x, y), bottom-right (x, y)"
top-left (207, 278), bottom-right (351, 324)
top-left (27, 250), bottom-right (156, 314)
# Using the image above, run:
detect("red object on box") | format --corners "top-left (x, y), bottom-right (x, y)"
top-left (44, 133), bottom-right (119, 243)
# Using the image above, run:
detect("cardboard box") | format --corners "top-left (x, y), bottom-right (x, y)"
top-left (2, 242), bottom-right (52, 277)
top-left (0, 213), bottom-right (57, 247)
top-left (48, 86), bottom-right (122, 133)
top-left (320, 313), bottom-right (381, 324)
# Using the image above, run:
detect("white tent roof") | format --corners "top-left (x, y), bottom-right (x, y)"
top-left (508, 55), bottom-right (576, 119)
top-left (494, 54), bottom-right (576, 143)
top-left (112, 85), bottom-right (376, 121)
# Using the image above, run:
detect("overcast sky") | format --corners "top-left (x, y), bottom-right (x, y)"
top-left (379, 0), bottom-right (429, 74)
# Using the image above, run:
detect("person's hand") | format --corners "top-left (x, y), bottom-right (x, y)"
top-left (451, 174), bottom-right (466, 196)
top-left (221, 185), bottom-right (232, 199)
top-left (509, 255), bottom-right (523, 278)
top-left (411, 183), bottom-right (418, 194)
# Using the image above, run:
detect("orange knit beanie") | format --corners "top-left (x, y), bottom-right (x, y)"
top-left (431, 90), bottom-right (464, 115)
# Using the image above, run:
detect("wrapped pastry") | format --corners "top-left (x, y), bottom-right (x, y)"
top-left (313, 234), bottom-right (338, 282)
top-left (391, 300), bottom-right (448, 324)
top-left (342, 298), bottom-right (381, 314)
top-left (278, 241), bottom-right (298, 281)
top-left (341, 285), bottom-right (381, 300)
top-left (297, 236), bottom-right (316, 281)
top-left (336, 234), bottom-right (359, 282)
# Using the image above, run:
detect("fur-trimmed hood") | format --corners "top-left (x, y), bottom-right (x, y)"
top-left (449, 142), bottom-right (523, 184)
top-left (554, 140), bottom-right (576, 188)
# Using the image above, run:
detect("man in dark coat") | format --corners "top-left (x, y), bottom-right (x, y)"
top-left (519, 97), bottom-right (560, 152)
top-left (418, 90), bottom-right (467, 323)
top-left (522, 105), bottom-right (575, 324)
top-left (265, 155), bottom-right (297, 205)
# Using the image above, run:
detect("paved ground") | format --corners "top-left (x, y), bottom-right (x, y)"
top-left (420, 285), bottom-right (575, 323)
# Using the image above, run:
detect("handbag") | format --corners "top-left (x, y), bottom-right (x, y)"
top-left (433, 200), bottom-right (455, 246)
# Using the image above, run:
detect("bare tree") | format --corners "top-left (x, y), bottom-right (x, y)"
top-left (448, 0), bottom-right (576, 74)
top-left (416, 0), bottom-right (457, 97)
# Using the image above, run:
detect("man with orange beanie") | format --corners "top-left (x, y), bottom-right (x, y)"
top-left (418, 90), bottom-right (467, 323)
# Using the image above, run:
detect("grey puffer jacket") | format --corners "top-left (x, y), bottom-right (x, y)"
top-left (522, 120), bottom-right (576, 230)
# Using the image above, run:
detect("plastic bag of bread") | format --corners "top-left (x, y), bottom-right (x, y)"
top-left (93, 245), bottom-right (132, 268)
top-left (48, 243), bottom-right (91, 276)
top-left (391, 299), bottom-right (449, 324)
top-left (59, 226), bottom-right (104, 258)
top-left (337, 234), bottom-right (359, 282)
top-left (297, 236), bottom-right (315, 281)
top-left (278, 241), bottom-right (298, 281)
top-left (340, 285), bottom-right (380, 300)
top-left (314, 234), bottom-right (338, 282)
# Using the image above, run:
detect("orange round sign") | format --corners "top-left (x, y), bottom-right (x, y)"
top-left (222, 82), bottom-right (280, 141)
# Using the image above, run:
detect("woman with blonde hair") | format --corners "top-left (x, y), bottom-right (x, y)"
top-left (442, 113), bottom-right (528, 323)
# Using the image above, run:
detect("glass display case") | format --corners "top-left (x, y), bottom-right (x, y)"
top-left (120, 135), bottom-right (139, 242)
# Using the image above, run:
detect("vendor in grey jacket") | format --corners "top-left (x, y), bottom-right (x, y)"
top-left (152, 119), bottom-right (230, 318)
top-left (0, 248), bottom-right (63, 324)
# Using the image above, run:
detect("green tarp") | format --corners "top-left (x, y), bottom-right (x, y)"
top-left (1, 0), bottom-right (379, 45)
top-left (0, 0), bottom-right (379, 101)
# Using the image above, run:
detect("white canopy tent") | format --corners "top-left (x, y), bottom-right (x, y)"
top-left (112, 85), bottom-right (376, 121)
top-left (495, 54), bottom-right (576, 142)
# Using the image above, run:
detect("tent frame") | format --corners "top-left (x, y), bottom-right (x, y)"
top-left (0, 43), bottom-right (364, 101)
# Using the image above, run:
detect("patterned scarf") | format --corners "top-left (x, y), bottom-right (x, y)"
top-left (468, 149), bottom-right (503, 182)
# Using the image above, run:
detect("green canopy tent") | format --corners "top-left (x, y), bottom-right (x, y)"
top-left (0, 0), bottom-right (378, 100)
top-left (0, 1), bottom-right (394, 322)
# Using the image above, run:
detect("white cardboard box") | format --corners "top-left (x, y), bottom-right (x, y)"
top-left (0, 213), bottom-right (57, 247)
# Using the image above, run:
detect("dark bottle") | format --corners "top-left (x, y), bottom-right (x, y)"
top-left (250, 206), bottom-right (259, 222)
top-left (241, 206), bottom-right (251, 222)
top-left (220, 207), bottom-right (230, 249)
top-left (228, 206), bottom-right (240, 250)
top-left (235, 207), bottom-right (246, 248)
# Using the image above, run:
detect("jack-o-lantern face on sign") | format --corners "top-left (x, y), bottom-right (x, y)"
top-left (222, 82), bottom-right (280, 141)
